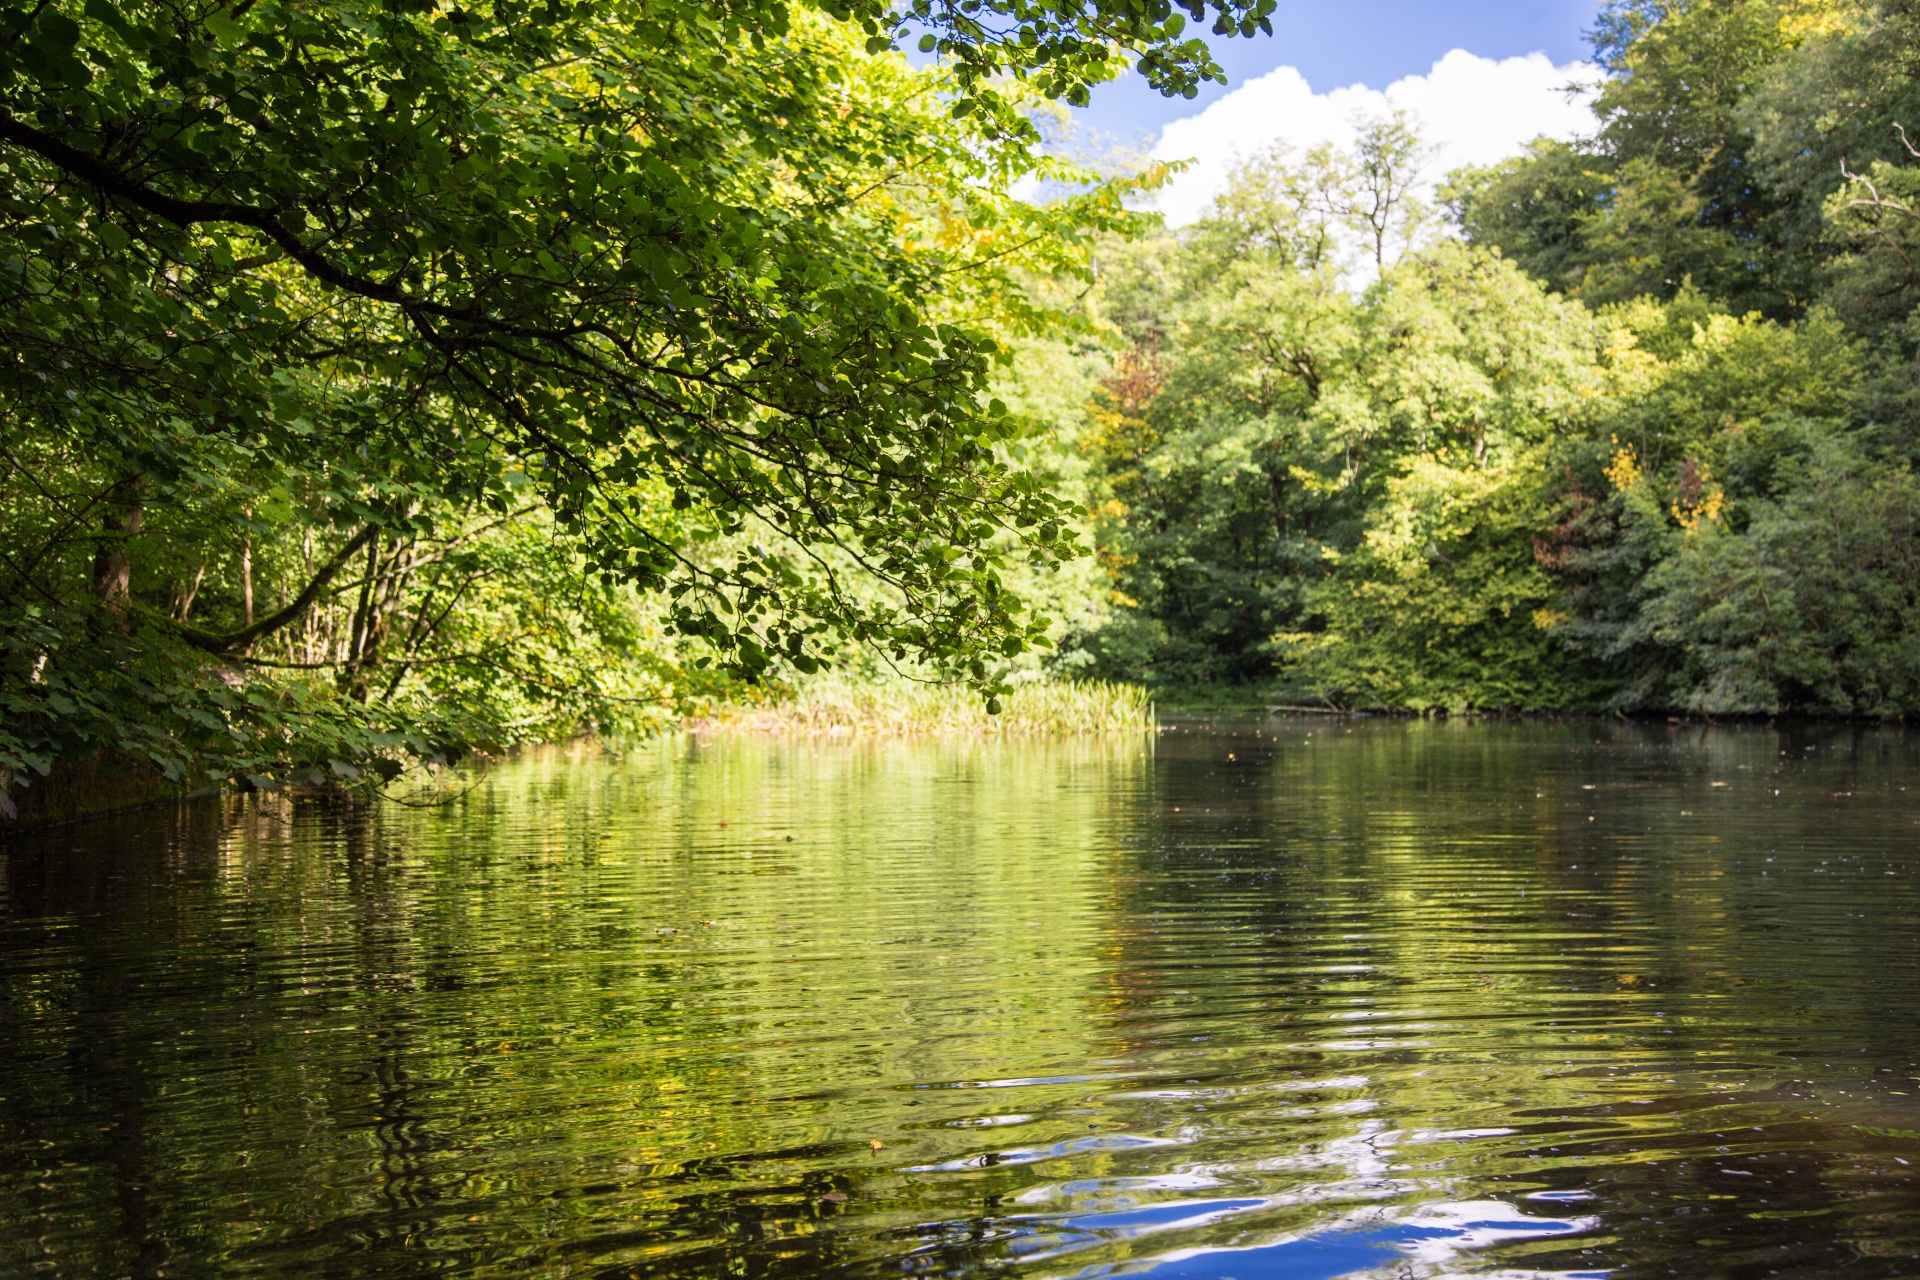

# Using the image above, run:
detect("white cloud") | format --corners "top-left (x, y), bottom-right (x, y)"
top-left (1149, 50), bottom-right (1604, 227)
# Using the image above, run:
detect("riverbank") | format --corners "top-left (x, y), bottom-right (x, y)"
top-left (0, 752), bottom-right (217, 832)
top-left (685, 678), bottom-right (1154, 735)
top-left (2, 680), bottom-right (1155, 833)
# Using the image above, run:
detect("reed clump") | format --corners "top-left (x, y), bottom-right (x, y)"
top-left (687, 679), bottom-right (1154, 735)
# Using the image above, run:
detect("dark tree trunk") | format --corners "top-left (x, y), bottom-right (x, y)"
top-left (92, 476), bottom-right (147, 623)
top-left (1265, 465), bottom-right (1289, 541)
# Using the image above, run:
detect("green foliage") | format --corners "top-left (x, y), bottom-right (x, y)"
top-left (1824, 142), bottom-right (1920, 339)
top-left (0, 604), bottom-right (454, 809)
top-left (1588, 302), bottom-right (1864, 479)
top-left (1547, 299), bottom-right (1907, 713)
top-left (1273, 244), bottom-right (1605, 708)
top-left (1066, 31), bottom-right (1920, 715)
top-left (0, 0), bottom-right (1262, 813)
top-left (1065, 128), bottom-right (1604, 703)
top-left (19, 0), bottom-right (1920, 821)
top-left (1288, 450), bottom-right (1598, 710)
top-left (1444, 140), bottom-right (1614, 300)
top-left (1, 0), bottom-right (1130, 667)
top-left (1453, 0), bottom-right (1853, 316)
top-left (1636, 440), bottom-right (1920, 713)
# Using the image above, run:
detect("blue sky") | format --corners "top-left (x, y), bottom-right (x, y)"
top-left (1078, 0), bottom-right (1603, 147)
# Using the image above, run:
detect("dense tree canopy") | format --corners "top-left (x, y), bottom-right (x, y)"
top-left (1051, 1), bottom-right (1920, 715)
top-left (0, 0), bottom-right (1275, 816)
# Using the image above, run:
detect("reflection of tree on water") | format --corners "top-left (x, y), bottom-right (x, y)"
top-left (0, 801), bottom-right (241, 1277)
top-left (329, 809), bottom-right (453, 1262)
top-left (2, 726), bottom-right (1919, 1278)
top-left (1496, 1076), bottom-right (1920, 1277)
top-left (97, 980), bottom-right (173, 1279)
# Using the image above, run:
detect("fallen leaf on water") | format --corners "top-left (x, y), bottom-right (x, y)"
top-left (869, 1139), bottom-right (884, 1155)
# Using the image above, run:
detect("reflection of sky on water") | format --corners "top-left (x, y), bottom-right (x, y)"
top-left (899, 1108), bottom-right (1601, 1277)
top-left (1011, 1197), bottom-right (1599, 1279)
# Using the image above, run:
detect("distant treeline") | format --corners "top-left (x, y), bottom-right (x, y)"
top-left (1049, 0), bottom-right (1920, 716)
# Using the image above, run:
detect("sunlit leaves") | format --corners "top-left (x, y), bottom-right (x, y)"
top-left (2, 0), bottom-right (1160, 682)
top-left (0, 0), bottom-right (1170, 799)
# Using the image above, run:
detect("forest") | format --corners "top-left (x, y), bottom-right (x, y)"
top-left (6, 0), bottom-right (1920, 818)
top-left (1053, 0), bottom-right (1920, 713)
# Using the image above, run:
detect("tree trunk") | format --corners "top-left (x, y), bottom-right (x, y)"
top-left (241, 507), bottom-right (254, 626)
top-left (1265, 465), bottom-right (1289, 541)
top-left (342, 535), bottom-right (384, 701)
top-left (344, 536), bottom-right (419, 702)
top-left (301, 527), bottom-right (315, 664)
top-left (172, 560), bottom-right (206, 622)
top-left (92, 475), bottom-right (147, 623)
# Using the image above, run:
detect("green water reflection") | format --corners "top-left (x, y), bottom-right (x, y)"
top-left (3, 720), bottom-right (1919, 1278)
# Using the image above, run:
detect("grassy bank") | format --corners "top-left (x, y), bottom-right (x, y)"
top-left (3, 681), bottom-right (1153, 833)
top-left (687, 679), bottom-right (1155, 735)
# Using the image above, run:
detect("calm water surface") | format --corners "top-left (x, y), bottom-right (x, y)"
top-left (4, 718), bottom-right (1920, 1279)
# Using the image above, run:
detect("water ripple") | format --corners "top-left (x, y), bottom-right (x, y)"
top-left (3, 722), bottom-right (1919, 1277)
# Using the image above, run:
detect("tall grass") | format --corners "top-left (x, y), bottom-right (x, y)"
top-left (687, 678), bottom-right (1155, 735)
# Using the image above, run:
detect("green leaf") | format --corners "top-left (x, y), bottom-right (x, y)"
top-left (204, 9), bottom-right (245, 45)
top-left (33, 11), bottom-right (81, 50)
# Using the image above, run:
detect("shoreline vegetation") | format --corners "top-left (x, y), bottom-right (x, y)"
top-left (686, 678), bottom-right (1156, 736)
top-left (3, 680), bottom-right (1156, 832)
top-left (13, 698), bottom-right (1917, 837)
top-left (17, 683), bottom-right (1911, 835)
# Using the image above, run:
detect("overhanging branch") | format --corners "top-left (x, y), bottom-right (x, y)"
top-left (0, 111), bottom-right (443, 316)
top-left (178, 523), bottom-right (379, 654)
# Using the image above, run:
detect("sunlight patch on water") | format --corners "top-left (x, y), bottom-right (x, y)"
top-left (1114, 1075), bottom-right (1372, 1100)
top-left (927, 1072), bottom-right (1152, 1089)
top-left (1014, 1172), bottom-right (1230, 1205)
top-left (948, 1113), bottom-right (1037, 1127)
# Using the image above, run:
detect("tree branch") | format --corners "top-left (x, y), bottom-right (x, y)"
top-left (0, 110), bottom-right (448, 318)
top-left (177, 523), bottom-right (378, 654)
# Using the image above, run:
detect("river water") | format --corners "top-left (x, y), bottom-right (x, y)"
top-left (3, 718), bottom-right (1919, 1278)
